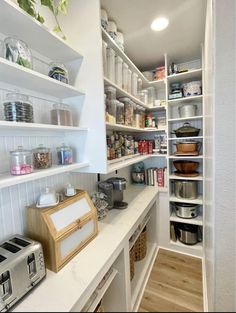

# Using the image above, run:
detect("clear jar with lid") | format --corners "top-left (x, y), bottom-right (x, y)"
top-left (115, 56), bottom-right (123, 88)
top-left (10, 146), bottom-right (33, 175)
top-left (137, 78), bottom-right (143, 94)
top-left (127, 69), bottom-right (132, 94)
top-left (131, 101), bottom-right (136, 127)
top-left (48, 62), bottom-right (69, 84)
top-left (3, 92), bottom-right (34, 123)
top-left (119, 97), bottom-right (133, 126)
top-left (122, 63), bottom-right (129, 91)
top-left (51, 103), bottom-right (73, 126)
top-left (131, 72), bottom-right (138, 96)
top-left (106, 99), bottom-right (117, 124)
top-left (140, 107), bottom-right (146, 128)
top-left (102, 40), bottom-right (108, 77)
top-left (116, 100), bottom-right (124, 124)
top-left (56, 144), bottom-right (73, 165)
top-left (147, 86), bottom-right (156, 107)
top-left (142, 89), bottom-right (149, 106)
top-left (107, 48), bottom-right (116, 82)
top-left (4, 37), bottom-right (33, 69)
top-left (134, 105), bottom-right (141, 128)
top-left (33, 144), bottom-right (52, 169)
top-left (105, 86), bottom-right (116, 101)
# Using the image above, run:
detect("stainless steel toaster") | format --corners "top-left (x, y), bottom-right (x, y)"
top-left (0, 234), bottom-right (46, 312)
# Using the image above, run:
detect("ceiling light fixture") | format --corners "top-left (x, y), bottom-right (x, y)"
top-left (151, 17), bottom-right (169, 31)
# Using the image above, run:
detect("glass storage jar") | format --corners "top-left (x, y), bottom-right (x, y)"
top-left (102, 40), bottom-right (108, 77)
top-left (3, 92), bottom-right (34, 123)
top-left (137, 78), bottom-right (143, 94)
top-left (33, 144), bottom-right (52, 169)
top-left (116, 100), bottom-right (124, 124)
top-left (134, 105), bottom-right (141, 128)
top-left (4, 37), bottom-right (33, 69)
top-left (50, 103), bottom-right (73, 126)
top-left (106, 99), bottom-right (117, 124)
top-left (142, 89), bottom-right (149, 106)
top-left (127, 69), bottom-right (132, 94)
top-left (115, 56), bottom-right (123, 88)
top-left (107, 48), bottom-right (116, 82)
top-left (119, 97), bottom-right (133, 126)
top-left (147, 86), bottom-right (156, 107)
top-left (105, 86), bottom-right (116, 101)
top-left (131, 72), bottom-right (138, 96)
top-left (10, 146), bottom-right (33, 175)
top-left (140, 107), bottom-right (146, 128)
top-left (131, 102), bottom-right (136, 127)
top-left (122, 62), bottom-right (129, 91)
top-left (56, 144), bottom-right (73, 165)
top-left (48, 62), bottom-right (69, 84)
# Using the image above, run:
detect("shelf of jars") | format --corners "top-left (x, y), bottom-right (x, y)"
top-left (0, 162), bottom-right (89, 189)
top-left (0, 58), bottom-right (84, 99)
top-left (104, 77), bottom-right (149, 109)
top-left (102, 28), bottom-right (147, 83)
top-left (0, 120), bottom-right (88, 133)
top-left (167, 68), bottom-right (202, 83)
top-left (0, 0), bottom-right (83, 62)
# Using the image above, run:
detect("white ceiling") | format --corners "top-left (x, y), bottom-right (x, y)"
top-left (101, 0), bottom-right (206, 71)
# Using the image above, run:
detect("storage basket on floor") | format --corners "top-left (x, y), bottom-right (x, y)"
top-left (129, 246), bottom-right (135, 280)
top-left (134, 226), bottom-right (147, 261)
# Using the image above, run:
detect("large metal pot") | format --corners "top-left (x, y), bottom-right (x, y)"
top-left (176, 223), bottom-right (199, 245)
top-left (174, 180), bottom-right (198, 199)
top-left (174, 202), bottom-right (199, 218)
top-left (172, 122), bottom-right (200, 137)
top-left (178, 104), bottom-right (197, 118)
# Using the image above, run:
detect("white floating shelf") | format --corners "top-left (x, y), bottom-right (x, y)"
top-left (168, 155), bottom-right (203, 159)
top-left (168, 95), bottom-right (203, 104)
top-left (106, 123), bottom-right (165, 133)
top-left (169, 194), bottom-right (203, 205)
top-left (150, 154), bottom-right (167, 158)
top-left (102, 29), bottom-right (147, 83)
top-left (143, 79), bottom-right (166, 89)
top-left (169, 173), bottom-right (203, 181)
top-left (146, 105), bottom-right (167, 112)
top-left (167, 69), bottom-right (202, 83)
top-left (168, 136), bottom-right (203, 141)
top-left (107, 154), bottom-right (150, 173)
top-left (170, 212), bottom-right (203, 226)
top-left (104, 77), bottom-right (149, 109)
top-left (168, 116), bottom-right (203, 122)
top-left (0, 58), bottom-right (84, 99)
top-left (0, 163), bottom-right (89, 189)
top-left (170, 239), bottom-right (203, 251)
top-left (0, 0), bottom-right (82, 62)
top-left (0, 121), bottom-right (88, 133)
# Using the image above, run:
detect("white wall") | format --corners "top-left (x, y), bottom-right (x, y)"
top-left (204, 0), bottom-right (236, 311)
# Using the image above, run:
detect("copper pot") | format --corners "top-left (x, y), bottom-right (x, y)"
top-left (174, 141), bottom-right (201, 153)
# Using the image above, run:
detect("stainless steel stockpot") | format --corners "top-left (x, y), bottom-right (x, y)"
top-left (174, 180), bottom-right (198, 199)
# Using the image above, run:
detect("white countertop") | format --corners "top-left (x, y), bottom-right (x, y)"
top-left (13, 185), bottom-right (159, 312)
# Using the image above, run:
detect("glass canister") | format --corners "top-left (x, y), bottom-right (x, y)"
top-left (106, 99), bottom-right (117, 124)
top-left (3, 92), bottom-right (34, 123)
top-left (107, 48), bottom-right (116, 82)
top-left (119, 97), bottom-right (133, 126)
top-left (56, 144), bottom-right (73, 165)
top-left (33, 144), bottom-right (52, 169)
top-left (10, 146), bottom-right (33, 175)
top-left (50, 103), bottom-right (73, 126)
top-left (105, 86), bottom-right (116, 101)
top-left (48, 62), bottom-right (69, 84)
top-left (116, 100), bottom-right (124, 125)
top-left (115, 55), bottom-right (123, 88)
top-left (122, 62), bottom-right (129, 91)
top-left (4, 37), bottom-right (33, 69)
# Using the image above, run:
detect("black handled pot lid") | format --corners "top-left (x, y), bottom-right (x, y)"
top-left (172, 122), bottom-right (200, 134)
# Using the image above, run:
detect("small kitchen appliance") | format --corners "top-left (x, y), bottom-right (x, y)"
top-left (0, 234), bottom-right (46, 312)
top-left (98, 177), bottom-right (128, 210)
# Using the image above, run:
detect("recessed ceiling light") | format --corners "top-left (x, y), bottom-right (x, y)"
top-left (151, 17), bottom-right (169, 31)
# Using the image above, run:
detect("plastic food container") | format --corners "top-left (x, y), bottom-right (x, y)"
top-left (3, 92), bottom-right (34, 123)
top-left (116, 32), bottom-right (124, 50)
top-left (33, 144), bottom-right (52, 169)
top-left (147, 86), bottom-right (156, 107)
top-left (102, 40), bottom-right (108, 77)
top-left (4, 37), bottom-right (33, 69)
top-left (107, 48), bottom-right (116, 82)
top-left (131, 72), bottom-right (138, 96)
top-left (134, 105), bottom-right (141, 128)
top-left (115, 56), bottom-right (123, 88)
top-left (107, 20), bottom-right (117, 40)
top-left (56, 144), bottom-right (73, 165)
top-left (122, 63), bottom-right (129, 91)
top-left (51, 103), bottom-right (73, 126)
top-left (10, 146), bottom-right (33, 175)
top-left (101, 9), bottom-right (108, 30)
top-left (48, 62), bottom-right (69, 84)
top-left (182, 81), bottom-right (201, 97)
top-left (127, 69), bottom-right (132, 94)
top-left (116, 100), bottom-right (124, 124)
top-left (106, 99), bottom-right (117, 124)
top-left (119, 97), bottom-right (133, 126)
top-left (105, 86), bottom-right (116, 101)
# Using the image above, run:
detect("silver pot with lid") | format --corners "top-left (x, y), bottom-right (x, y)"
top-left (176, 223), bottom-right (199, 245)
top-left (172, 122), bottom-right (200, 138)
top-left (174, 202), bottom-right (199, 219)
top-left (178, 103), bottom-right (197, 118)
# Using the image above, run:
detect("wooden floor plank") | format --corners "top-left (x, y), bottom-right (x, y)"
top-left (138, 248), bottom-right (203, 312)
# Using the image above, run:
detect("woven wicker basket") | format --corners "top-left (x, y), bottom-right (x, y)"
top-left (134, 226), bottom-right (147, 261)
top-left (129, 246), bottom-right (135, 280)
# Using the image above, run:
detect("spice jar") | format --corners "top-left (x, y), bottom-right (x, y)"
top-left (3, 92), bottom-right (34, 123)
top-left (10, 146), bottom-right (33, 175)
top-left (116, 100), bottom-right (124, 124)
top-left (50, 103), bottom-right (73, 126)
top-left (56, 144), bottom-right (73, 165)
top-left (33, 144), bottom-right (52, 169)
top-left (4, 37), bottom-right (33, 69)
top-left (48, 62), bottom-right (69, 84)
top-left (119, 97), bottom-right (133, 126)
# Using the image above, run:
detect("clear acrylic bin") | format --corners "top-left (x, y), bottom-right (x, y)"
top-left (122, 63), bottom-right (129, 91)
top-left (107, 48), bottom-right (116, 82)
top-left (115, 56), bottom-right (123, 88)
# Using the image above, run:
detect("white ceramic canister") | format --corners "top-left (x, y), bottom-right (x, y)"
top-left (107, 20), bottom-right (117, 41)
